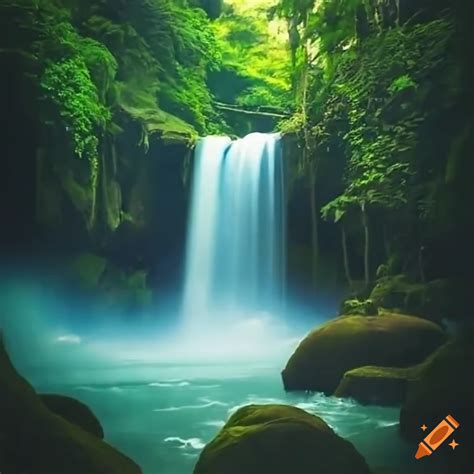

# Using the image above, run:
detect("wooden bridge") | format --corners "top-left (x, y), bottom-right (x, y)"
top-left (214, 102), bottom-right (291, 119)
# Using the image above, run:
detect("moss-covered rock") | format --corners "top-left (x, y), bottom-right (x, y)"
top-left (399, 338), bottom-right (474, 473)
top-left (369, 275), bottom-right (462, 321)
top-left (194, 404), bottom-right (371, 474)
top-left (40, 394), bottom-right (104, 439)
top-left (66, 253), bottom-right (151, 312)
top-left (340, 298), bottom-right (378, 316)
top-left (282, 314), bottom-right (446, 393)
top-left (334, 365), bottom-right (421, 405)
top-left (0, 339), bottom-right (141, 474)
top-left (100, 266), bottom-right (152, 312)
top-left (120, 102), bottom-right (197, 146)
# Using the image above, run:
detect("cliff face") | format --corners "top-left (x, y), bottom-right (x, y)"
top-left (0, 0), bottom-right (213, 303)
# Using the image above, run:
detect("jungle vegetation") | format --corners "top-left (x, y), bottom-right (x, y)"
top-left (0, 0), bottom-right (472, 315)
top-left (276, 0), bottom-right (473, 314)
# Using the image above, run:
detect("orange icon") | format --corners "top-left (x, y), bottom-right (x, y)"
top-left (415, 414), bottom-right (460, 459)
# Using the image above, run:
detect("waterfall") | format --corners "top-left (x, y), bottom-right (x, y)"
top-left (182, 133), bottom-right (286, 326)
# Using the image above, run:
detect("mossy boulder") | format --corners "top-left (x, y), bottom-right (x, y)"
top-left (194, 404), bottom-right (371, 474)
top-left (0, 339), bottom-right (141, 474)
top-left (334, 365), bottom-right (421, 405)
top-left (40, 394), bottom-right (104, 439)
top-left (282, 314), bottom-right (446, 393)
top-left (399, 338), bottom-right (474, 473)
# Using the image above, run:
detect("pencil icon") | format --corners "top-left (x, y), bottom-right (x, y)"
top-left (415, 414), bottom-right (460, 459)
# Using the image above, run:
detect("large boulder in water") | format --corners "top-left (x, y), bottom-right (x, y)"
top-left (0, 338), bottom-right (141, 474)
top-left (282, 314), bottom-right (446, 393)
top-left (334, 365), bottom-right (420, 405)
top-left (193, 404), bottom-right (371, 474)
top-left (40, 394), bottom-right (104, 439)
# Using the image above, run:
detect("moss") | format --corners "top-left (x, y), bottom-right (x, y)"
top-left (370, 275), bottom-right (460, 321)
top-left (61, 171), bottom-right (93, 215)
top-left (225, 404), bottom-right (330, 433)
top-left (125, 270), bottom-right (152, 307)
top-left (126, 270), bottom-right (147, 290)
top-left (282, 313), bottom-right (446, 393)
top-left (194, 404), bottom-right (370, 474)
top-left (340, 298), bottom-right (378, 316)
top-left (103, 178), bottom-right (122, 231)
top-left (99, 142), bottom-right (122, 232)
top-left (69, 253), bottom-right (107, 288)
top-left (0, 339), bottom-right (141, 474)
top-left (99, 266), bottom-right (152, 312)
top-left (117, 93), bottom-right (198, 146)
top-left (334, 365), bottom-right (422, 405)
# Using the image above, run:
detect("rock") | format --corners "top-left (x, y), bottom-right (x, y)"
top-left (40, 394), bottom-right (104, 439)
top-left (119, 101), bottom-right (197, 146)
top-left (340, 298), bottom-right (378, 316)
top-left (334, 365), bottom-right (420, 405)
top-left (0, 339), bottom-right (142, 474)
top-left (194, 404), bottom-right (371, 474)
top-left (369, 275), bottom-right (465, 322)
top-left (282, 314), bottom-right (446, 393)
top-left (69, 253), bottom-right (107, 289)
top-left (100, 266), bottom-right (152, 313)
top-left (399, 338), bottom-right (474, 473)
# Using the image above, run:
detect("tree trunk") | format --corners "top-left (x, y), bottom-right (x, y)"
top-left (383, 224), bottom-right (390, 259)
top-left (341, 222), bottom-right (352, 290)
top-left (309, 163), bottom-right (319, 288)
top-left (361, 202), bottom-right (370, 289)
top-left (301, 24), bottom-right (320, 288)
top-left (418, 245), bottom-right (426, 283)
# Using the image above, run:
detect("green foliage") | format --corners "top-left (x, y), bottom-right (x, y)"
top-left (306, 0), bottom-right (361, 55)
top-left (319, 19), bottom-right (454, 221)
top-left (212, 5), bottom-right (292, 109)
top-left (2, 0), bottom-right (234, 236)
top-left (388, 74), bottom-right (417, 95)
top-left (42, 57), bottom-right (105, 165)
top-left (236, 86), bottom-right (282, 107)
top-left (38, 17), bottom-right (116, 199)
top-left (120, 0), bottom-right (223, 133)
top-left (277, 0), bottom-right (464, 282)
top-left (277, 111), bottom-right (305, 134)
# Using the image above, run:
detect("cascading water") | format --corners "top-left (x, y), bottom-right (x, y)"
top-left (182, 133), bottom-right (286, 326)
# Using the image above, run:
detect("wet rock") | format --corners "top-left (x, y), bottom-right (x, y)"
top-left (40, 394), bottom-right (104, 439)
top-left (334, 365), bottom-right (420, 405)
top-left (282, 314), bottom-right (446, 393)
top-left (0, 339), bottom-right (141, 474)
top-left (194, 404), bottom-right (371, 474)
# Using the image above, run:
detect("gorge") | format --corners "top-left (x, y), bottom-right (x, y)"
top-left (1, 0), bottom-right (473, 474)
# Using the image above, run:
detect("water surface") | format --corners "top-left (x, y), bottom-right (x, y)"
top-left (30, 362), bottom-right (418, 474)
